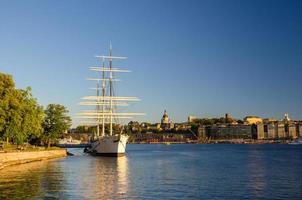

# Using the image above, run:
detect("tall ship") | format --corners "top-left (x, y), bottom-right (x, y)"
top-left (78, 44), bottom-right (144, 156)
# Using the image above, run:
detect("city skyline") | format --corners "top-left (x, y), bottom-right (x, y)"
top-left (1, 0), bottom-right (302, 127)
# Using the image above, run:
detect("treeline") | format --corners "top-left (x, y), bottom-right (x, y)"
top-left (0, 72), bottom-right (71, 147)
top-left (190, 118), bottom-right (243, 126)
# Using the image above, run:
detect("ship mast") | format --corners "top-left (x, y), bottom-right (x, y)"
top-left (101, 57), bottom-right (105, 137)
top-left (109, 42), bottom-right (113, 136)
top-left (77, 43), bottom-right (145, 135)
top-left (96, 81), bottom-right (100, 138)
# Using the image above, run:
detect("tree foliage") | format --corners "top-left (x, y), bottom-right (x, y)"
top-left (43, 104), bottom-right (72, 147)
top-left (190, 117), bottom-right (235, 126)
top-left (0, 73), bottom-right (15, 134)
top-left (0, 73), bottom-right (44, 145)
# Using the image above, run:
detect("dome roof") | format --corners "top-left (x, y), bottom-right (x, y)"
top-left (162, 110), bottom-right (168, 118)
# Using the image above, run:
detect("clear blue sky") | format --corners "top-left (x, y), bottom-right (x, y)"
top-left (0, 0), bottom-right (302, 126)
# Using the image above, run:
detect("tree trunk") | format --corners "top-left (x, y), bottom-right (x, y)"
top-left (47, 139), bottom-right (51, 148)
top-left (6, 137), bottom-right (9, 145)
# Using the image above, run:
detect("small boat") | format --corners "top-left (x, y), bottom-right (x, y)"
top-left (58, 136), bottom-right (81, 145)
top-left (289, 138), bottom-right (302, 145)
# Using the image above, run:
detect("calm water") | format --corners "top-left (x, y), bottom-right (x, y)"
top-left (0, 144), bottom-right (301, 200)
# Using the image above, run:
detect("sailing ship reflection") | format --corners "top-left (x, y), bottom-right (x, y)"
top-left (0, 155), bottom-right (129, 200)
top-left (84, 156), bottom-right (129, 199)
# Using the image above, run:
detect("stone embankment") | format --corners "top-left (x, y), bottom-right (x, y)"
top-left (0, 149), bottom-right (67, 170)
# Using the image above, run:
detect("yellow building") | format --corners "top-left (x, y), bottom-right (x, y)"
top-left (244, 116), bottom-right (263, 125)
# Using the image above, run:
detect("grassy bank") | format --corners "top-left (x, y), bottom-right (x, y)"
top-left (0, 141), bottom-right (61, 153)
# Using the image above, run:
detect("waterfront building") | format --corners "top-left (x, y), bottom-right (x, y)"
top-left (255, 124), bottom-right (265, 139)
top-left (255, 121), bottom-right (301, 140)
top-left (288, 124), bottom-right (298, 139)
top-left (197, 126), bottom-right (207, 139)
top-left (296, 124), bottom-right (302, 138)
top-left (281, 113), bottom-right (299, 139)
top-left (207, 124), bottom-right (253, 139)
top-left (131, 113), bottom-right (302, 141)
top-left (130, 132), bottom-right (193, 143)
top-left (265, 124), bottom-right (275, 139)
top-left (263, 124), bottom-right (268, 139)
top-left (275, 123), bottom-right (285, 139)
top-left (244, 116), bottom-right (263, 125)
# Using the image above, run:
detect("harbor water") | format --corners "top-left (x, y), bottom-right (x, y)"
top-left (0, 144), bottom-right (301, 200)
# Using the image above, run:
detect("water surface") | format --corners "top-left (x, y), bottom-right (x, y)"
top-left (0, 144), bottom-right (301, 199)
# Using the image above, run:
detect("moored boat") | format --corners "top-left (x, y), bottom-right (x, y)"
top-left (57, 136), bottom-right (82, 147)
top-left (289, 138), bottom-right (302, 145)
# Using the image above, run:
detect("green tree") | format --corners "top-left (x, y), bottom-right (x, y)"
top-left (4, 88), bottom-right (44, 145)
top-left (20, 88), bottom-right (44, 144)
top-left (237, 119), bottom-right (244, 124)
top-left (43, 104), bottom-right (72, 147)
top-left (0, 73), bottom-right (44, 145)
top-left (75, 125), bottom-right (87, 133)
top-left (0, 73), bottom-right (15, 141)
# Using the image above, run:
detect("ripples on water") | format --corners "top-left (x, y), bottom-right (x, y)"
top-left (0, 144), bottom-right (301, 200)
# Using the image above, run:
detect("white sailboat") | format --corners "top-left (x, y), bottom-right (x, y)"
top-left (78, 43), bottom-right (144, 156)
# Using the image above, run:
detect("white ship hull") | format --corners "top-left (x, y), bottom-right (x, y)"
top-left (90, 134), bottom-right (129, 157)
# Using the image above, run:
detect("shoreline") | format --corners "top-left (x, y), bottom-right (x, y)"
top-left (129, 139), bottom-right (294, 145)
top-left (0, 149), bottom-right (67, 170)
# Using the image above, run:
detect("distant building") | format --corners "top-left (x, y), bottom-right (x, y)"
top-left (174, 123), bottom-right (191, 131)
top-left (254, 124), bottom-right (265, 139)
top-left (147, 123), bottom-right (161, 131)
top-left (160, 110), bottom-right (174, 130)
top-left (197, 126), bottom-right (207, 138)
top-left (225, 113), bottom-right (233, 122)
top-left (244, 116), bottom-right (263, 125)
top-left (225, 113), bottom-right (238, 124)
top-left (207, 124), bottom-right (253, 139)
top-left (225, 113), bottom-right (231, 120)
top-left (296, 123), bottom-right (302, 138)
top-left (275, 122), bottom-right (285, 139)
top-left (255, 120), bottom-right (301, 140)
top-left (264, 124), bottom-right (275, 139)
top-left (263, 118), bottom-right (278, 124)
top-left (282, 114), bottom-right (299, 139)
top-left (283, 113), bottom-right (291, 123)
top-left (161, 110), bottom-right (169, 124)
top-left (288, 124), bottom-right (298, 139)
top-left (188, 116), bottom-right (197, 123)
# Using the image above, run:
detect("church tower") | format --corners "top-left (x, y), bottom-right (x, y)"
top-left (161, 110), bottom-right (174, 130)
top-left (161, 110), bottom-right (170, 124)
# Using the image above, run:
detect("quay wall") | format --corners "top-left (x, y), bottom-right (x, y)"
top-left (0, 149), bottom-right (67, 170)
